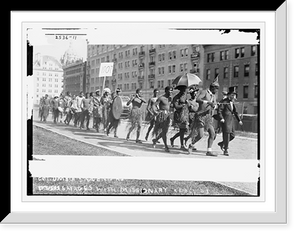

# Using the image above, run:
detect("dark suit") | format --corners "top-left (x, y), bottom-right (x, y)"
top-left (217, 98), bottom-right (241, 150)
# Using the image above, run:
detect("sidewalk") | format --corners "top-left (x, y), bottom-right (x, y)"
top-left (33, 118), bottom-right (258, 160)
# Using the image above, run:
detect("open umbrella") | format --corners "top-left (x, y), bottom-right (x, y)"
top-left (172, 73), bottom-right (202, 88)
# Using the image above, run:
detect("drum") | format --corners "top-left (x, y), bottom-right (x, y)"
top-left (111, 96), bottom-right (123, 120)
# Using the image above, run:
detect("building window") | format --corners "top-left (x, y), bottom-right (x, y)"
top-left (185, 48), bottom-right (188, 56)
top-left (255, 63), bottom-right (258, 76)
top-left (241, 47), bottom-right (245, 57)
top-left (224, 67), bottom-right (229, 79)
top-left (169, 52), bottom-right (172, 60)
top-left (207, 53), bottom-right (215, 63)
top-left (220, 51), bottom-right (225, 61)
top-left (244, 65), bottom-right (250, 77)
top-left (234, 66), bottom-right (239, 77)
top-left (150, 81), bottom-right (154, 89)
top-left (225, 50), bottom-right (229, 60)
top-left (184, 63), bottom-right (188, 72)
top-left (206, 69), bottom-right (211, 80)
top-left (172, 65), bottom-right (176, 73)
top-left (251, 45), bottom-right (256, 56)
top-left (215, 68), bottom-right (219, 77)
top-left (243, 86), bottom-right (249, 98)
top-left (180, 64), bottom-right (184, 72)
top-left (235, 48), bottom-right (240, 58)
top-left (173, 50), bottom-right (176, 59)
top-left (254, 85), bottom-right (258, 98)
top-left (168, 65), bottom-right (172, 74)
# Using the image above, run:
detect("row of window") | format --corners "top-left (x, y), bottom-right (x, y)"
top-left (89, 47), bottom-right (191, 68)
top-left (207, 46), bottom-right (257, 63)
top-left (231, 85), bottom-right (258, 99)
top-left (36, 89), bottom-right (60, 93)
top-left (36, 78), bottom-right (62, 82)
top-left (36, 72), bottom-right (60, 77)
top-left (36, 83), bottom-right (60, 88)
top-left (206, 63), bottom-right (258, 80)
top-left (65, 68), bottom-right (82, 75)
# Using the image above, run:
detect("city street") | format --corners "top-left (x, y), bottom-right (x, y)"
top-left (33, 116), bottom-right (257, 159)
top-left (31, 109), bottom-right (259, 195)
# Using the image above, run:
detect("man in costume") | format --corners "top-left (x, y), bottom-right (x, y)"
top-left (40, 94), bottom-right (50, 122)
top-left (186, 77), bottom-right (220, 156)
top-left (73, 91), bottom-right (85, 127)
top-left (126, 88), bottom-right (146, 143)
top-left (39, 96), bottom-right (44, 121)
top-left (80, 92), bottom-right (92, 130)
top-left (182, 87), bottom-right (199, 151)
top-left (93, 89), bottom-right (102, 132)
top-left (151, 86), bottom-right (173, 152)
top-left (63, 91), bottom-right (73, 125)
top-left (51, 95), bottom-right (60, 124)
top-left (106, 88), bottom-right (122, 138)
top-left (217, 87), bottom-right (243, 156)
top-left (169, 85), bottom-right (190, 151)
top-left (144, 88), bottom-right (159, 141)
top-left (100, 88), bottom-right (112, 132)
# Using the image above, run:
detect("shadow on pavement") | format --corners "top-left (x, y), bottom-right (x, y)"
top-left (34, 120), bottom-right (214, 157)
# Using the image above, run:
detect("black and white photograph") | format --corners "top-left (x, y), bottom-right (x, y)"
top-left (5, 4), bottom-right (290, 227)
top-left (25, 25), bottom-right (260, 198)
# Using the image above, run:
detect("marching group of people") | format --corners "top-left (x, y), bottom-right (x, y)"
top-left (38, 88), bottom-right (122, 137)
top-left (38, 77), bottom-right (243, 156)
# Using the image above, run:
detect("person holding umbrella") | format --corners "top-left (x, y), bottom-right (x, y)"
top-left (170, 73), bottom-right (202, 151)
top-left (169, 85), bottom-right (190, 151)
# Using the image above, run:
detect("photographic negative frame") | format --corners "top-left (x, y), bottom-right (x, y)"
top-left (4, 5), bottom-right (286, 224)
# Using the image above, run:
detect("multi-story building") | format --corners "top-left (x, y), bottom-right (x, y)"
top-left (86, 44), bottom-right (205, 101)
top-left (33, 53), bottom-right (64, 105)
top-left (203, 45), bottom-right (259, 114)
top-left (63, 61), bottom-right (87, 96)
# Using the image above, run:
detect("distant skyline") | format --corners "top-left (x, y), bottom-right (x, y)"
top-left (33, 34), bottom-right (87, 63)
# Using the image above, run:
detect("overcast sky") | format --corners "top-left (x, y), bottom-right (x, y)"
top-left (33, 34), bottom-right (87, 62)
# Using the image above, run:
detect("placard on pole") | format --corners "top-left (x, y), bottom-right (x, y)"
top-left (99, 62), bottom-right (114, 94)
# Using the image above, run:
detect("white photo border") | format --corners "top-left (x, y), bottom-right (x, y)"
top-left (7, 5), bottom-right (286, 223)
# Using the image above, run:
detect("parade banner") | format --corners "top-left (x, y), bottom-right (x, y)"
top-left (99, 62), bottom-right (114, 77)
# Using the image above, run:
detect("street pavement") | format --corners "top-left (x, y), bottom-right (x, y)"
top-left (33, 115), bottom-right (258, 160)
top-left (32, 110), bottom-right (259, 195)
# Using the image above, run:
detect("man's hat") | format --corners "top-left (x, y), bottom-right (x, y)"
top-left (165, 86), bottom-right (173, 92)
top-left (95, 89), bottom-right (100, 93)
top-left (116, 88), bottom-right (121, 93)
top-left (228, 86), bottom-right (238, 97)
top-left (210, 75), bottom-right (220, 88)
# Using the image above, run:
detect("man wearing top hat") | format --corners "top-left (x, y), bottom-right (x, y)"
top-left (217, 86), bottom-right (243, 156)
top-left (186, 76), bottom-right (219, 156)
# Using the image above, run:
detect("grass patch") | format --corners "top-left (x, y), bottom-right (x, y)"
top-left (33, 125), bottom-right (128, 156)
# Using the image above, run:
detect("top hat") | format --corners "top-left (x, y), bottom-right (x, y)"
top-left (228, 86), bottom-right (238, 97)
